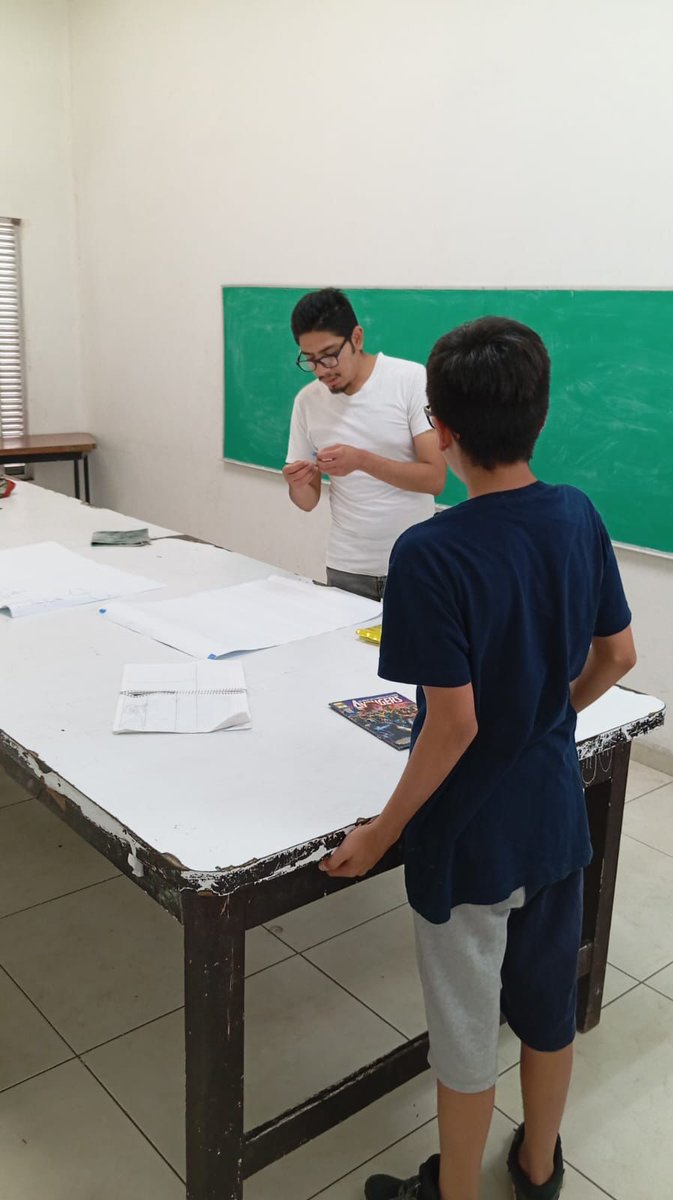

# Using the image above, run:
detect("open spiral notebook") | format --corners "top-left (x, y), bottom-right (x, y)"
top-left (113, 660), bottom-right (250, 733)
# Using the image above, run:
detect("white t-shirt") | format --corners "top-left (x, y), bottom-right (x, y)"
top-left (286, 353), bottom-right (435, 575)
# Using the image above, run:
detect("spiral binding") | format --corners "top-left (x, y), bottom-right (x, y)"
top-left (121, 687), bottom-right (247, 697)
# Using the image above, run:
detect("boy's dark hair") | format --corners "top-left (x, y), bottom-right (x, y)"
top-left (291, 287), bottom-right (359, 343)
top-left (427, 316), bottom-right (550, 470)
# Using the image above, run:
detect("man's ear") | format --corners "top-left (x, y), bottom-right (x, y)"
top-left (351, 325), bottom-right (364, 352)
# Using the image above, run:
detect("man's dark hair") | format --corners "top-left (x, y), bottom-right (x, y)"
top-left (426, 316), bottom-right (550, 470)
top-left (291, 287), bottom-right (359, 342)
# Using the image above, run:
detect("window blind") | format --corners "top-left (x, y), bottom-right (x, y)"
top-left (0, 217), bottom-right (26, 438)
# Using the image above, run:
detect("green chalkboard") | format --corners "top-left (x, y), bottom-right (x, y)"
top-left (223, 287), bottom-right (673, 554)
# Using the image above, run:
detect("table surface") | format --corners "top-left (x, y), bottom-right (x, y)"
top-left (0, 482), bottom-right (665, 885)
top-left (0, 432), bottom-right (96, 455)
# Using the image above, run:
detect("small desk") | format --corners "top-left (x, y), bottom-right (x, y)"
top-left (0, 483), bottom-right (666, 1200)
top-left (0, 432), bottom-right (96, 503)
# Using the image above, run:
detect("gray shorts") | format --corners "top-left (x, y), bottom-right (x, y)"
top-left (414, 872), bottom-right (582, 1092)
top-left (414, 888), bottom-right (525, 1093)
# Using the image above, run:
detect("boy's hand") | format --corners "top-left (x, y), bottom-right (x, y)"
top-left (283, 459), bottom-right (319, 487)
top-left (316, 444), bottom-right (365, 477)
top-left (319, 818), bottom-right (392, 878)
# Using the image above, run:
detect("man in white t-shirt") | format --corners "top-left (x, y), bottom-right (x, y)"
top-left (283, 288), bottom-right (446, 599)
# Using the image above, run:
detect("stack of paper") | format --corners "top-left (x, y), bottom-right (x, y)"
top-left (113, 660), bottom-right (250, 734)
top-left (0, 541), bottom-right (163, 617)
top-left (102, 574), bottom-right (382, 657)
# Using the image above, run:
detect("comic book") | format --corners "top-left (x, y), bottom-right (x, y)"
top-left (329, 692), bottom-right (417, 750)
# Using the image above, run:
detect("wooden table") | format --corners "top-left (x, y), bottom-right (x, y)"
top-left (0, 482), bottom-right (665, 1200)
top-left (0, 432), bottom-right (96, 503)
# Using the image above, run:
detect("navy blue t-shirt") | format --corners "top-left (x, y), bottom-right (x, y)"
top-left (378, 482), bottom-right (631, 924)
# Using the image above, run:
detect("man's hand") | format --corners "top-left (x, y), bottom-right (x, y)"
top-left (283, 459), bottom-right (320, 487)
top-left (316, 444), bottom-right (365, 477)
top-left (319, 818), bottom-right (393, 878)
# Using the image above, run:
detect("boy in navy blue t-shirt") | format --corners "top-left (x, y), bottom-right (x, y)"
top-left (321, 317), bottom-right (636, 1200)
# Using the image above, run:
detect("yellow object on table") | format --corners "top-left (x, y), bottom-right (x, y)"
top-left (356, 624), bottom-right (382, 645)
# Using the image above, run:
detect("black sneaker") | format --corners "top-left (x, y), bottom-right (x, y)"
top-left (364, 1153), bottom-right (440, 1199)
top-left (507, 1124), bottom-right (564, 1200)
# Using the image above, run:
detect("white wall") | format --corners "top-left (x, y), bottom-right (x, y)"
top-left (0, 0), bottom-right (83, 492)
top-left (15, 0), bottom-right (673, 762)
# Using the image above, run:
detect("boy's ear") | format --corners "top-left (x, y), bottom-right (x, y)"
top-left (433, 416), bottom-right (458, 454)
top-left (351, 325), bottom-right (364, 351)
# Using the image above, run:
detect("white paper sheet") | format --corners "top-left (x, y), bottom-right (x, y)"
top-left (0, 541), bottom-right (164, 617)
top-left (113, 660), bottom-right (250, 733)
top-left (102, 574), bottom-right (382, 657)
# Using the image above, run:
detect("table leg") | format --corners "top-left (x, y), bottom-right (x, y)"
top-left (83, 454), bottom-right (91, 503)
top-left (577, 741), bottom-right (631, 1032)
top-left (183, 888), bottom-right (246, 1200)
top-left (73, 458), bottom-right (81, 500)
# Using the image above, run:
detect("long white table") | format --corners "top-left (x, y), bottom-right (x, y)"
top-left (0, 482), bottom-right (666, 1199)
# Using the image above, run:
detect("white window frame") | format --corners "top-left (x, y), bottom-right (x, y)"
top-left (0, 216), bottom-right (28, 441)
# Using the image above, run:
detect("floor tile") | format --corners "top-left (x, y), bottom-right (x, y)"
top-left (83, 1010), bottom-right (184, 1173)
top-left (316, 1106), bottom-right (606, 1199)
top-left (243, 955), bottom-right (431, 1143)
top-left (266, 867), bottom-right (407, 951)
top-left (0, 967), bottom-right (72, 1091)
top-left (0, 1059), bottom-right (184, 1200)
top-left (246, 925), bottom-right (295, 975)
top-left (497, 985), bottom-right (673, 1200)
top-left (0, 799), bottom-right (119, 917)
top-left (644, 960), bottom-right (673, 1001)
top-left (305, 905), bottom-right (423, 1037)
top-left (0, 876), bottom-right (184, 1052)
top-left (0, 765), bottom-right (29, 809)
top-left (608, 834), bottom-right (673, 979)
top-left (85, 954), bottom-right (404, 1175)
top-left (248, 952), bottom-right (406, 1130)
top-left (602, 962), bottom-right (639, 1006)
top-left (625, 759), bottom-right (672, 802)
top-left (622, 781), bottom-right (673, 856)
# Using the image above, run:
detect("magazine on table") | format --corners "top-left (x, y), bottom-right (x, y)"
top-left (328, 692), bottom-right (417, 750)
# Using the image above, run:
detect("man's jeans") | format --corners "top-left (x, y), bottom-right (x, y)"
top-left (325, 567), bottom-right (386, 601)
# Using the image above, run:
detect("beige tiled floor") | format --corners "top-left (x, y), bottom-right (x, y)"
top-left (1, 756), bottom-right (672, 1200)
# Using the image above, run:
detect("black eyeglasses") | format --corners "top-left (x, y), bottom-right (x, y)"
top-left (296, 336), bottom-right (351, 373)
top-left (424, 404), bottom-right (436, 428)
